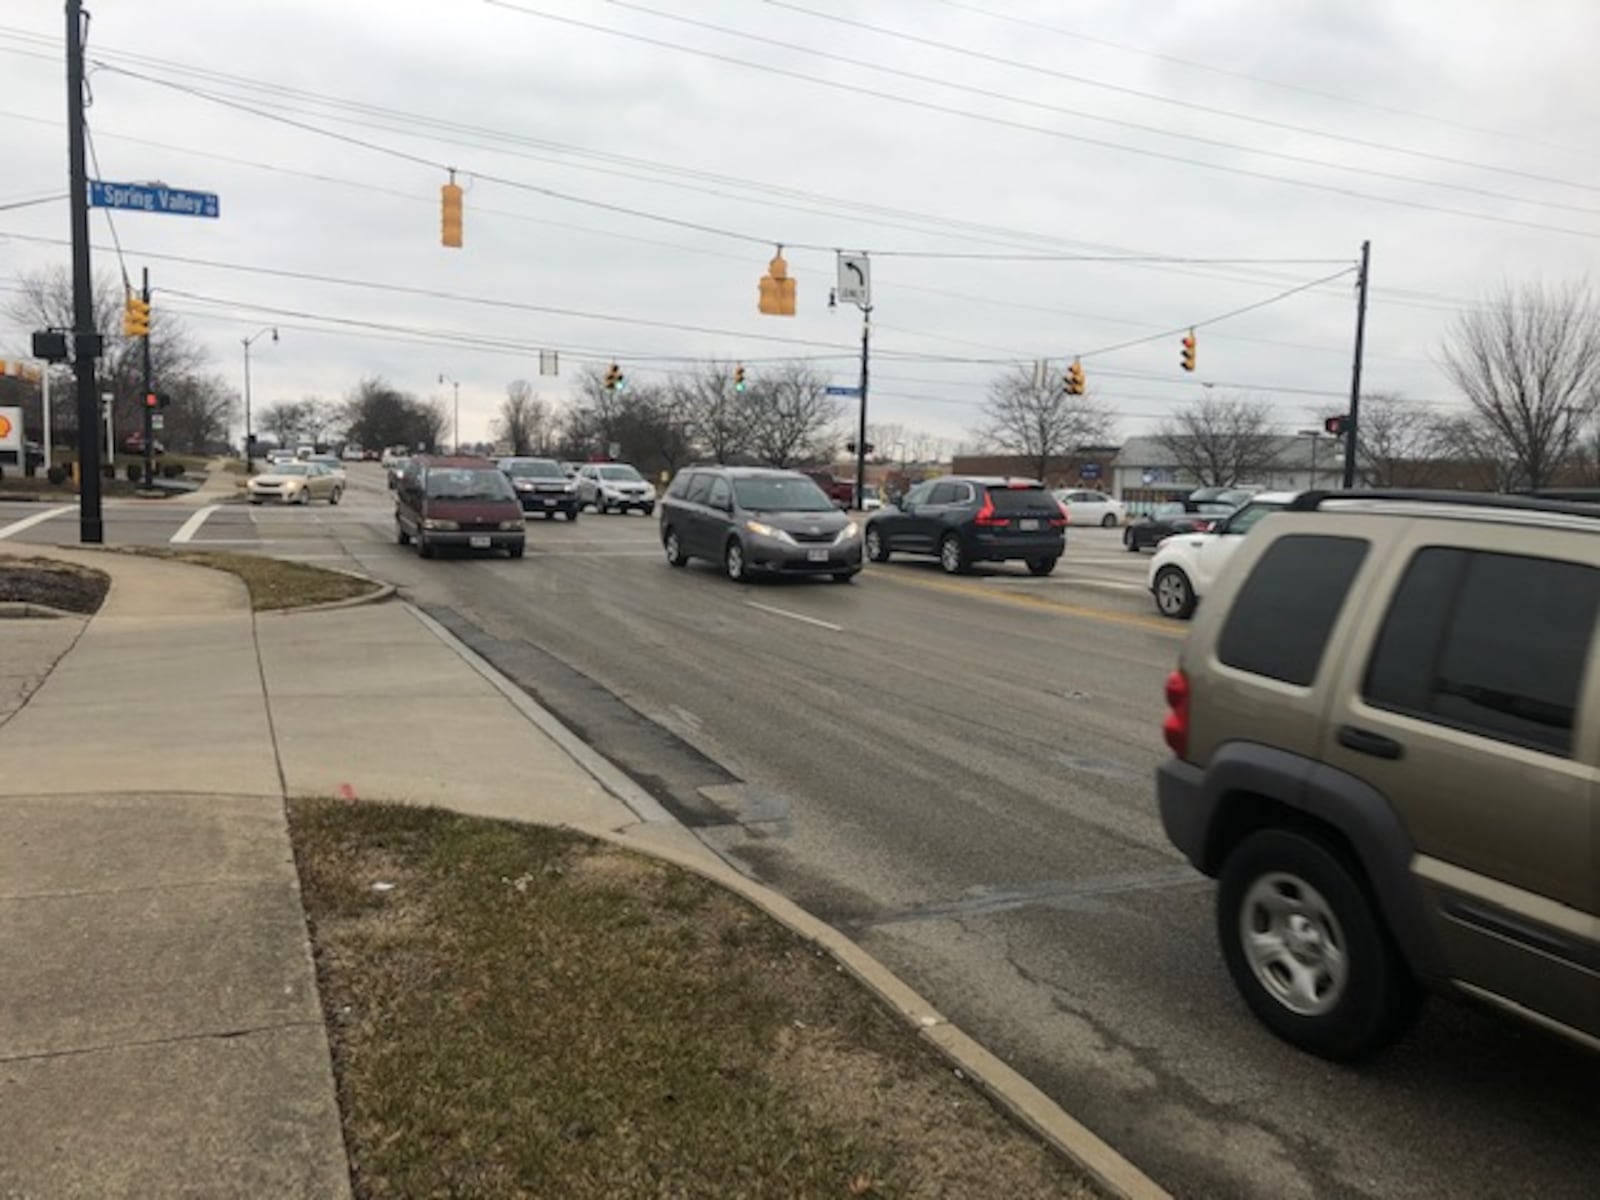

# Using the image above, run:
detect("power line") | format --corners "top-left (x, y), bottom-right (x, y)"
top-left (481, 0), bottom-right (1600, 242)
top-left (920, 0), bottom-right (1589, 159)
top-left (0, 192), bottom-right (68, 212)
top-left (757, 0), bottom-right (1600, 196)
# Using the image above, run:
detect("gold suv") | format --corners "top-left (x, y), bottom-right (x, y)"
top-left (1158, 491), bottom-right (1599, 1059)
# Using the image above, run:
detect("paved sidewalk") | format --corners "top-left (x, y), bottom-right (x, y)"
top-left (176, 457), bottom-right (245, 506)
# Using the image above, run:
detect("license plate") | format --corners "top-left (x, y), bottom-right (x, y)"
top-left (1020, 518), bottom-right (1040, 531)
top-left (469, 536), bottom-right (491, 549)
top-left (807, 548), bottom-right (829, 562)
top-left (542, 498), bottom-right (556, 506)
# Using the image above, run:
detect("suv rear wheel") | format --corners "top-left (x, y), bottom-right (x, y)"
top-left (939, 532), bottom-right (969, 575)
top-left (1153, 565), bottom-right (1196, 619)
top-left (1217, 829), bottom-right (1419, 1060)
top-left (1027, 556), bottom-right (1057, 576)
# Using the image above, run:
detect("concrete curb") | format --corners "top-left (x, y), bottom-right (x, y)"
top-left (0, 600), bottom-right (87, 620)
top-left (264, 582), bottom-right (395, 616)
top-left (405, 600), bottom-right (1172, 1200)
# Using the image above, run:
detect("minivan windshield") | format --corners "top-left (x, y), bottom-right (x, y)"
top-left (732, 476), bottom-right (834, 512)
top-left (599, 465), bottom-right (642, 481)
top-left (426, 468), bottom-right (516, 501)
top-left (504, 460), bottom-right (564, 479)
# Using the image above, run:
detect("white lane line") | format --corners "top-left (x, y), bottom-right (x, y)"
top-left (0, 504), bottom-right (74, 541)
top-left (169, 504), bottom-right (220, 544)
top-left (744, 600), bottom-right (843, 632)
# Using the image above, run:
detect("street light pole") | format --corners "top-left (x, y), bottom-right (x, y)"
top-left (242, 326), bottom-right (278, 473)
top-left (439, 374), bottom-right (460, 453)
top-left (66, 0), bottom-right (102, 542)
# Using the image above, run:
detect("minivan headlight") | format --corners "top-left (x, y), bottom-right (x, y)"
top-left (498, 519), bottom-right (525, 531)
top-left (745, 519), bottom-right (795, 545)
top-left (423, 518), bottom-right (459, 531)
top-left (837, 520), bottom-right (859, 541)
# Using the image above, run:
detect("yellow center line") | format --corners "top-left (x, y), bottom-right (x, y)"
top-left (868, 567), bottom-right (1185, 636)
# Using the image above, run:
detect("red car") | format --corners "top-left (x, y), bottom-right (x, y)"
top-left (801, 470), bottom-right (859, 507)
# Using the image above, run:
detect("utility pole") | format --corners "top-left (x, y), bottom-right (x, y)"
top-left (439, 374), bottom-right (460, 453)
top-left (854, 307), bottom-right (872, 510)
top-left (66, 0), bottom-right (103, 541)
top-left (141, 267), bottom-right (153, 490)
top-left (1343, 239), bottom-right (1370, 489)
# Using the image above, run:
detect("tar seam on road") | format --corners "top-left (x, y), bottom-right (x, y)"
top-left (743, 599), bottom-right (844, 632)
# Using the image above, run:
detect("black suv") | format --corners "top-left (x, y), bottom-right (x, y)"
top-left (659, 466), bottom-right (864, 583)
top-left (864, 477), bottom-right (1066, 575)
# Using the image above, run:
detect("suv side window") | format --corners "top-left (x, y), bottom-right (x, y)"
top-left (1221, 502), bottom-right (1282, 536)
top-left (1217, 535), bottom-right (1369, 686)
top-left (1364, 548), bottom-right (1600, 756)
top-left (952, 483), bottom-right (976, 505)
top-left (667, 472), bottom-right (692, 499)
top-left (904, 481), bottom-right (935, 506)
top-left (928, 482), bottom-right (958, 505)
top-left (706, 476), bottom-right (732, 510)
top-left (684, 472), bottom-right (712, 505)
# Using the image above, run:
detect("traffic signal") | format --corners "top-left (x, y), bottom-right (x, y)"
top-left (441, 176), bottom-right (463, 248)
top-left (122, 294), bottom-right (151, 338)
top-left (145, 392), bottom-right (159, 409)
top-left (845, 441), bottom-right (875, 455)
top-left (604, 362), bottom-right (625, 392)
top-left (734, 364), bottom-right (746, 392)
top-left (1180, 330), bottom-right (1196, 372)
top-left (1063, 358), bottom-right (1086, 395)
top-left (1324, 414), bottom-right (1348, 436)
top-left (758, 248), bottom-right (797, 316)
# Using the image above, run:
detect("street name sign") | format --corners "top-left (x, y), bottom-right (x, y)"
top-left (825, 385), bottom-right (861, 397)
top-left (90, 180), bottom-right (219, 219)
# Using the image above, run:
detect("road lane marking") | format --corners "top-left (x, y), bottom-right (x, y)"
top-left (0, 504), bottom-right (74, 541)
top-left (870, 569), bottom-right (1183, 636)
top-left (743, 600), bottom-right (843, 632)
top-left (169, 504), bottom-right (220, 544)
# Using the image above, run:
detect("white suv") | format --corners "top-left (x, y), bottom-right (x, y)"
top-left (578, 463), bottom-right (657, 514)
top-left (1149, 492), bottom-right (1295, 619)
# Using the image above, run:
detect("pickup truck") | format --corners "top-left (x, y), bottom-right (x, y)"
top-left (802, 470), bottom-right (858, 507)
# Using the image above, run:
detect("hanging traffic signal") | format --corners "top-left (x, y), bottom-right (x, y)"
top-left (1180, 330), bottom-right (1196, 372)
top-left (1063, 358), bottom-right (1086, 395)
top-left (604, 362), bottom-right (625, 392)
top-left (122, 294), bottom-right (151, 338)
top-left (145, 392), bottom-right (159, 409)
top-left (758, 247), bottom-right (797, 316)
top-left (441, 173), bottom-right (463, 248)
top-left (734, 364), bottom-right (746, 392)
top-left (1324, 414), bottom-right (1349, 437)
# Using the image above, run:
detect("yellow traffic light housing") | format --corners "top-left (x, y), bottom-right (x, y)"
top-left (604, 362), bottom-right (625, 392)
top-left (734, 364), bottom-right (746, 392)
top-left (441, 172), bottom-right (463, 248)
top-left (758, 248), bottom-right (796, 316)
top-left (122, 293), bottom-right (151, 338)
top-left (1063, 358), bottom-right (1085, 395)
top-left (1181, 329), bottom-right (1196, 372)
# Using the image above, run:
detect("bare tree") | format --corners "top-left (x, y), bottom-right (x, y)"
top-left (495, 379), bottom-right (553, 455)
top-left (1440, 280), bottom-right (1600, 490)
top-left (746, 362), bottom-right (842, 467)
top-left (259, 400), bottom-right (308, 447)
top-left (976, 364), bottom-right (1112, 482)
top-left (299, 396), bottom-right (341, 446)
top-left (1155, 394), bottom-right (1281, 487)
top-left (161, 373), bottom-right (236, 453)
top-left (1351, 392), bottom-right (1453, 487)
top-left (671, 361), bottom-right (752, 464)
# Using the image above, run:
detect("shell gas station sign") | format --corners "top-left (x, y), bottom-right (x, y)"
top-left (0, 407), bottom-right (21, 453)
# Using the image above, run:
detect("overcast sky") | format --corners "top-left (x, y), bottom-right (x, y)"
top-left (3, 0), bottom-right (1599, 450)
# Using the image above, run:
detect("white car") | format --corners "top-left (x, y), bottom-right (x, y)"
top-left (341, 445), bottom-right (364, 462)
top-left (1053, 488), bottom-right (1126, 528)
top-left (1148, 492), bottom-right (1296, 619)
top-left (247, 461), bottom-right (343, 506)
top-left (577, 462), bottom-right (657, 514)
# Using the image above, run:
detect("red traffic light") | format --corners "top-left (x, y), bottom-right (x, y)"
top-left (1324, 415), bottom-right (1348, 436)
top-left (145, 392), bottom-right (159, 408)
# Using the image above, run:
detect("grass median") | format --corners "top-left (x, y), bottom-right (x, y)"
top-left (117, 547), bottom-right (382, 611)
top-left (288, 799), bottom-right (1097, 1200)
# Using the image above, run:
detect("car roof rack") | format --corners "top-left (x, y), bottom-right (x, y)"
top-left (1288, 489), bottom-right (1600, 521)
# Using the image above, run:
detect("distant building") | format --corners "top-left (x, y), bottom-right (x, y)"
top-left (1112, 435), bottom-right (1350, 512)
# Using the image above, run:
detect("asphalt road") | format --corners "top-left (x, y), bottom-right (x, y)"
top-left (6, 466), bottom-right (1596, 1198)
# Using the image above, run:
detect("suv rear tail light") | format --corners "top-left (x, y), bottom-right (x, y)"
top-left (1051, 500), bottom-right (1070, 529)
top-left (1163, 668), bottom-right (1190, 759)
top-left (974, 493), bottom-right (1011, 527)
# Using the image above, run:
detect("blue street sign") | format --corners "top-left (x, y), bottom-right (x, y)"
top-left (825, 385), bottom-right (861, 397)
top-left (90, 180), bottom-right (219, 219)
top-left (1080, 462), bottom-right (1102, 480)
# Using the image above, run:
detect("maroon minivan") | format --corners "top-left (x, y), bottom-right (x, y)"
top-left (394, 456), bottom-right (527, 559)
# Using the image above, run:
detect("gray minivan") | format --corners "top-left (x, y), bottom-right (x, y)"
top-left (659, 466), bottom-right (864, 583)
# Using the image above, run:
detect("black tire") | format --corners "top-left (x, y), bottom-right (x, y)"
top-left (643, 503), bottom-right (655, 517)
top-left (1101, 513), bottom-right (1118, 527)
top-left (1124, 531), bottom-right (1140, 552)
top-left (418, 537), bottom-right (434, 559)
top-left (1027, 556), bottom-right (1058, 576)
top-left (663, 526), bottom-right (688, 567)
top-left (865, 526), bottom-right (890, 563)
top-left (1153, 565), bottom-right (1196, 619)
top-left (330, 487), bottom-right (342, 506)
top-left (396, 523), bottom-right (411, 546)
top-left (1217, 829), bottom-right (1420, 1061)
top-left (831, 571), bottom-right (858, 584)
top-left (566, 509), bottom-right (579, 523)
top-left (724, 538), bottom-right (747, 582)
top-left (507, 543), bottom-right (525, 559)
top-left (938, 532), bottom-right (969, 575)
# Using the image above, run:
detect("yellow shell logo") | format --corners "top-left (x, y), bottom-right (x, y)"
top-left (0, 414), bottom-right (13, 440)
